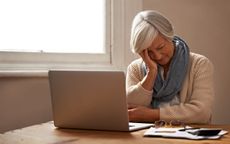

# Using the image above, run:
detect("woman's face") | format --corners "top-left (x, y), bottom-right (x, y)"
top-left (146, 34), bottom-right (174, 67)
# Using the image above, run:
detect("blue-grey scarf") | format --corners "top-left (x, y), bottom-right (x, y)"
top-left (143, 36), bottom-right (189, 108)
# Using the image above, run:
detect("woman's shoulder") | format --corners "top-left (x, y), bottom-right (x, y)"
top-left (190, 52), bottom-right (212, 64)
top-left (128, 58), bottom-right (143, 67)
top-left (127, 58), bottom-right (144, 76)
top-left (190, 52), bottom-right (208, 59)
top-left (189, 52), bottom-right (214, 72)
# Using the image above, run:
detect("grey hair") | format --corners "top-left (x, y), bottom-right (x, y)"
top-left (130, 10), bottom-right (174, 53)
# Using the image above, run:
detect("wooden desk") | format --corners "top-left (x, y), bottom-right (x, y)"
top-left (1, 121), bottom-right (230, 144)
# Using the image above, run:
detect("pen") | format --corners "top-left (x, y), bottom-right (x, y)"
top-left (155, 131), bottom-right (176, 133)
top-left (179, 127), bottom-right (200, 131)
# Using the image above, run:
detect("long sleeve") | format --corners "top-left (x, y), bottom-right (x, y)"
top-left (126, 59), bottom-right (153, 106)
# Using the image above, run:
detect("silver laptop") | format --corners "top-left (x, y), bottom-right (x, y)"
top-left (49, 70), bottom-right (153, 131)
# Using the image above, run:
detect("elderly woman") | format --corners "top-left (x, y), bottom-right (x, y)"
top-left (126, 10), bottom-right (214, 124)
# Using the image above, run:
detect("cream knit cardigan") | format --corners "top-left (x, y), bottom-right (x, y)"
top-left (126, 52), bottom-right (214, 124)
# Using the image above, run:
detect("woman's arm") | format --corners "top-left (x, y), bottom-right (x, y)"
top-left (126, 49), bottom-right (160, 122)
top-left (126, 63), bottom-right (160, 122)
top-left (126, 49), bottom-right (158, 106)
top-left (126, 62), bottom-right (153, 106)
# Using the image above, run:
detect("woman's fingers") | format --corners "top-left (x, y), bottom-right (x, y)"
top-left (140, 49), bottom-right (157, 71)
top-left (128, 104), bottom-right (138, 109)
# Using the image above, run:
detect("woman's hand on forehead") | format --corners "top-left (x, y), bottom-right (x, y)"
top-left (140, 49), bottom-right (157, 72)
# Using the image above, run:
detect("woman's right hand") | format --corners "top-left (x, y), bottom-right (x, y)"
top-left (139, 49), bottom-right (158, 91)
top-left (139, 49), bottom-right (158, 73)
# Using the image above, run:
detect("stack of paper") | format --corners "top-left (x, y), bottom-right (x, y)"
top-left (144, 127), bottom-right (228, 140)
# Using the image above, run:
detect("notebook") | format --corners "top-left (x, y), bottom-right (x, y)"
top-left (48, 70), bottom-right (153, 131)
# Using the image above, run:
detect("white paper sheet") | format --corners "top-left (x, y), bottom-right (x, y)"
top-left (144, 127), bottom-right (228, 140)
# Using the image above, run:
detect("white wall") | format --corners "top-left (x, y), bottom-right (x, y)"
top-left (0, 77), bottom-right (52, 133)
top-left (142, 0), bottom-right (230, 124)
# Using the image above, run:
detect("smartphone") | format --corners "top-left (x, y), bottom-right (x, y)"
top-left (188, 128), bottom-right (222, 136)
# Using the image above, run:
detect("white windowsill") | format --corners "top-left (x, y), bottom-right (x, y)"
top-left (0, 63), bottom-right (123, 77)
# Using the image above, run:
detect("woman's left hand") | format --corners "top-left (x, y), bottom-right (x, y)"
top-left (128, 105), bottom-right (159, 123)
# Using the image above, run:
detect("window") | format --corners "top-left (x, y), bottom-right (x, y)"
top-left (0, 0), bottom-right (105, 54)
top-left (0, 0), bottom-right (123, 70)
